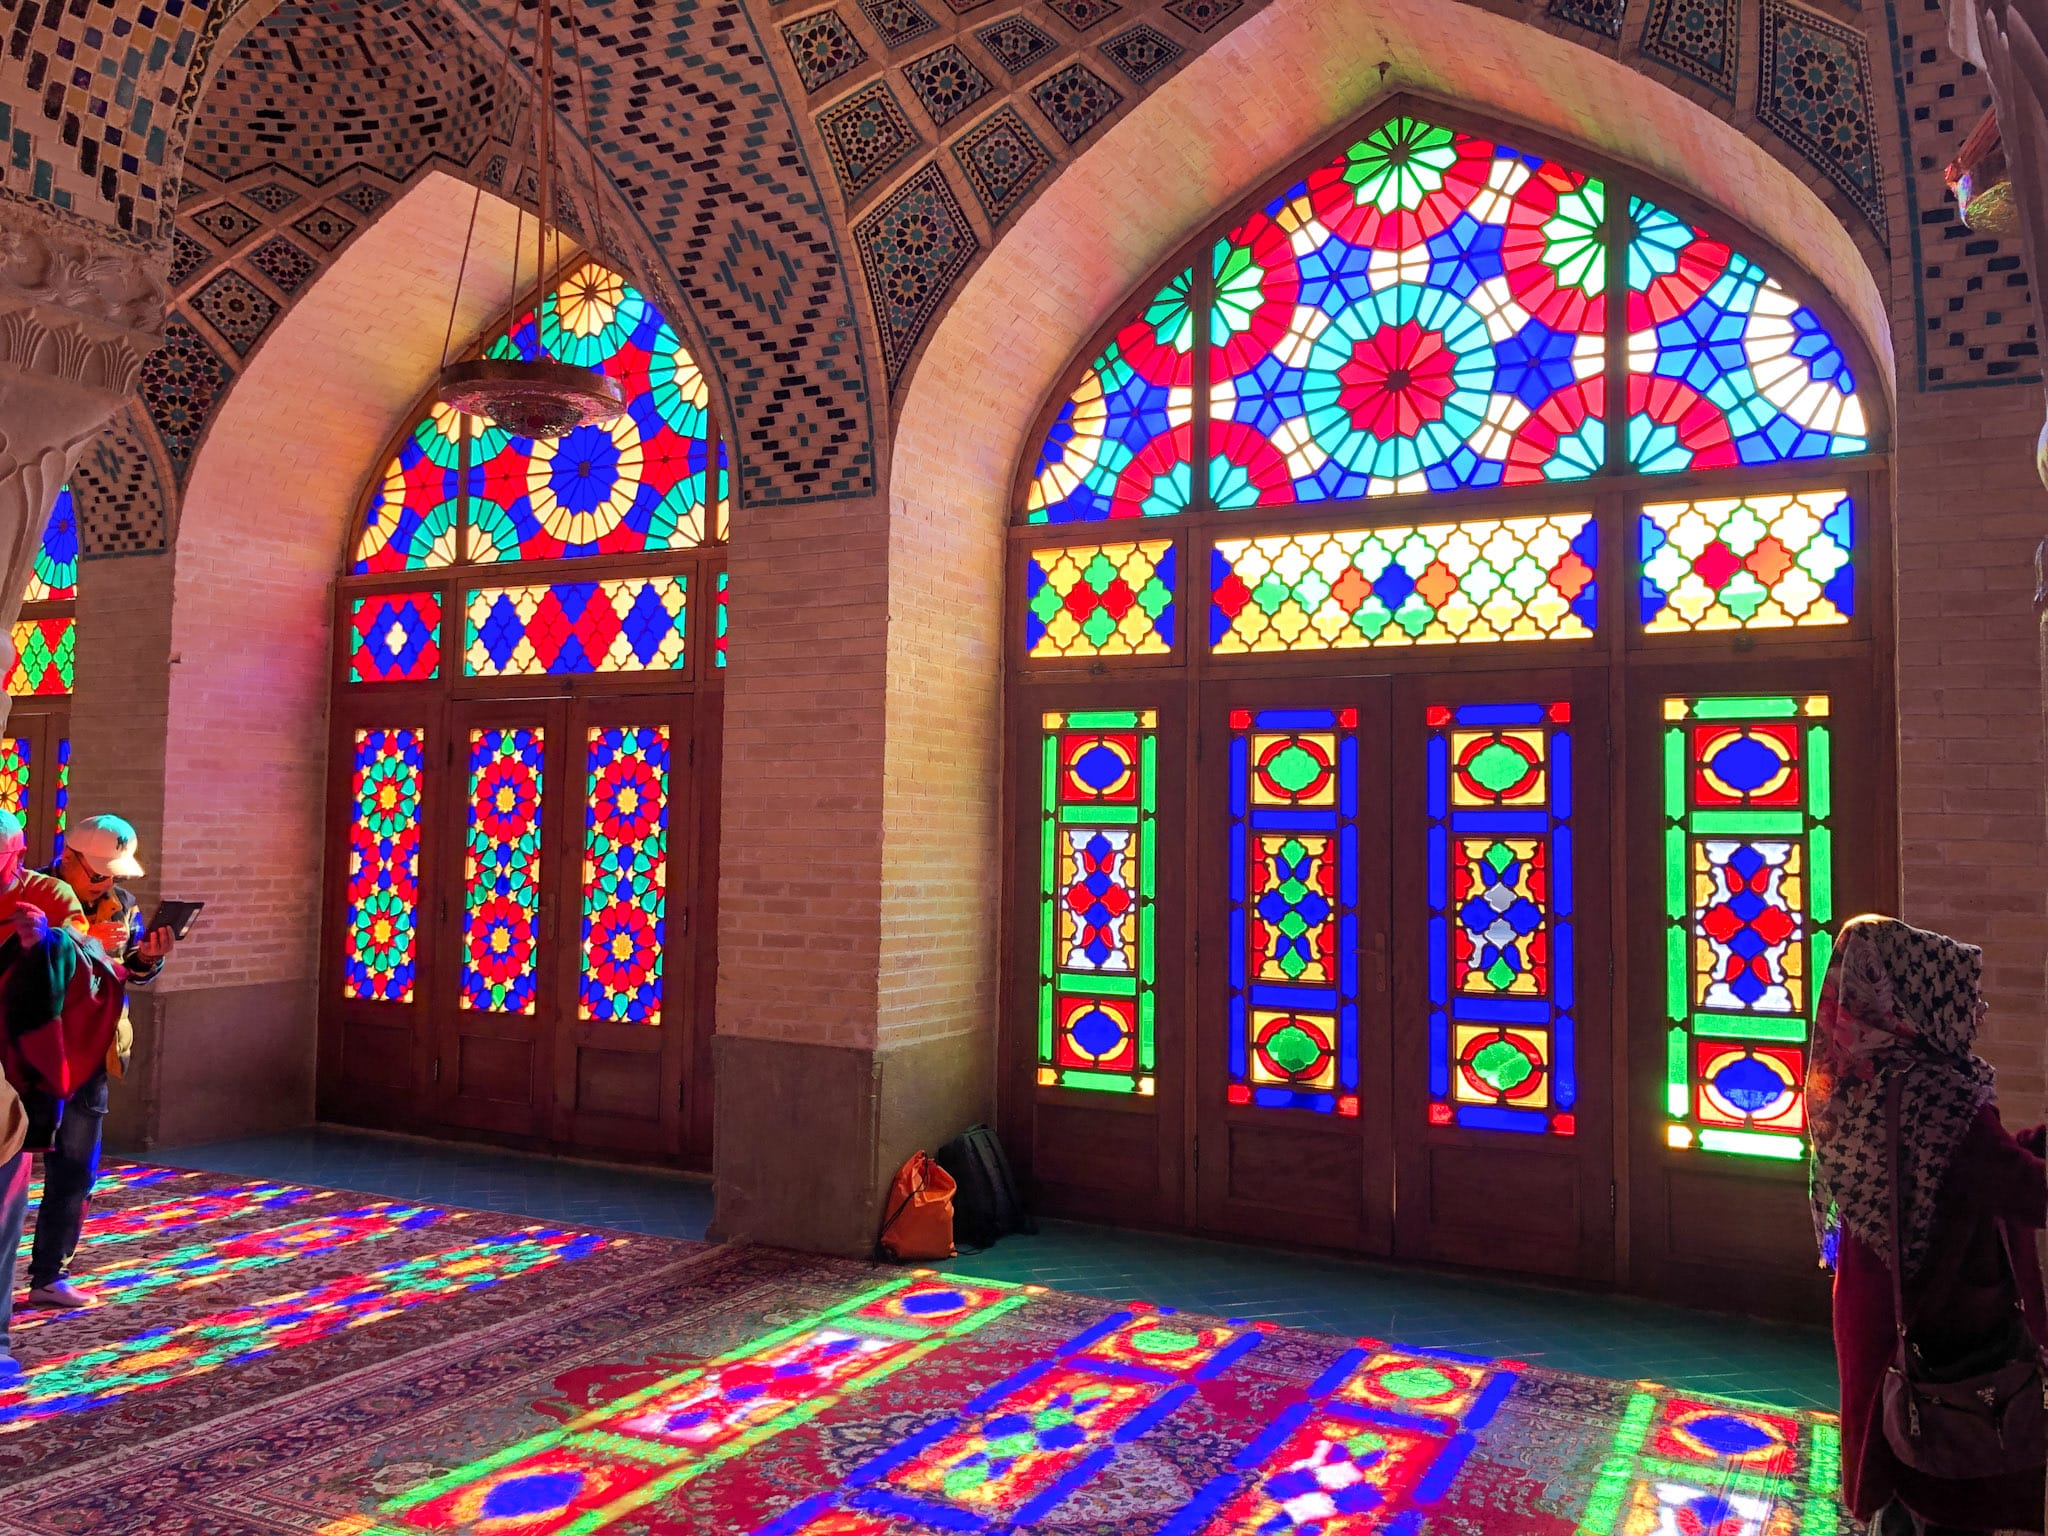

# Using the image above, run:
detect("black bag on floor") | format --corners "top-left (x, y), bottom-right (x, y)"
top-left (934, 1124), bottom-right (1034, 1251)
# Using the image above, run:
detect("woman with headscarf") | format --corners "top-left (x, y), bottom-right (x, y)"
top-left (1808, 914), bottom-right (2046, 1535)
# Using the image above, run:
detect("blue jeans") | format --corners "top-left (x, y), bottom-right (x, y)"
top-left (26, 1073), bottom-right (106, 1289)
top-left (0, 1145), bottom-right (28, 1358)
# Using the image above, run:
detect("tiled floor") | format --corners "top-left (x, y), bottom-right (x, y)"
top-left (153, 1126), bottom-right (1839, 1411)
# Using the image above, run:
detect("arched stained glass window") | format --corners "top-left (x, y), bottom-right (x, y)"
top-left (4, 485), bottom-right (75, 864)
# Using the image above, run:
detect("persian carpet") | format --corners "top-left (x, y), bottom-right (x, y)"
top-left (0, 1162), bottom-right (1862, 1535)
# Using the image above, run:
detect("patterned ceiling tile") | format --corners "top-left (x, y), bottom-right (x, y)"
top-left (816, 82), bottom-right (927, 202)
top-left (247, 235), bottom-right (321, 296)
top-left (72, 407), bottom-right (169, 556)
top-left (1044, 0), bottom-right (1121, 30)
top-left (243, 181), bottom-right (303, 214)
top-left (292, 206), bottom-right (360, 251)
top-left (952, 103), bottom-right (1055, 225)
top-left (191, 269), bottom-right (282, 358)
top-left (1100, 23), bottom-right (1185, 83)
top-left (975, 15), bottom-right (1060, 74)
top-left (188, 202), bottom-right (262, 248)
top-left (1638, 0), bottom-right (1738, 99)
top-left (855, 162), bottom-right (979, 386)
top-left (168, 230), bottom-right (215, 289)
top-left (938, 0), bottom-right (1001, 12)
top-left (1756, 0), bottom-right (1886, 240)
top-left (856, 0), bottom-right (940, 47)
top-left (1030, 62), bottom-right (1123, 144)
top-left (1162, 0), bottom-right (1244, 32)
top-left (333, 181), bottom-right (395, 216)
top-left (137, 318), bottom-right (235, 480)
top-left (1549, 0), bottom-right (1625, 38)
top-left (904, 44), bottom-right (996, 127)
top-left (782, 9), bottom-right (870, 91)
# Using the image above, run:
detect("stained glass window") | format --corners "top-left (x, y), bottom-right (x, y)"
top-left (0, 736), bottom-right (28, 822)
top-left (24, 485), bottom-right (77, 602)
top-left (714, 570), bottom-right (728, 670)
top-left (463, 727), bottom-right (544, 1014)
top-left (581, 725), bottom-right (669, 1024)
top-left (1025, 270), bottom-right (1195, 524)
top-left (1426, 702), bottom-right (1576, 1135)
top-left (464, 576), bottom-right (688, 677)
top-left (1640, 491), bottom-right (1853, 632)
top-left (1038, 710), bottom-right (1157, 1095)
top-left (1662, 695), bottom-right (1832, 1160)
top-left (349, 591), bottom-right (443, 682)
top-left (1228, 708), bottom-right (1360, 1114)
top-left (1025, 541), bottom-right (1176, 659)
top-left (345, 728), bottom-right (424, 1003)
top-left (1627, 199), bottom-right (1867, 471)
top-left (352, 407), bottom-right (467, 575)
top-left (53, 736), bottom-right (67, 859)
top-left (7, 617), bottom-right (75, 696)
top-left (1211, 512), bottom-right (1596, 652)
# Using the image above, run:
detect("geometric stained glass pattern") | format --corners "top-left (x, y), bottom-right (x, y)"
top-left (1039, 710), bottom-right (1157, 1095)
top-left (23, 484), bottom-right (78, 602)
top-left (1210, 513), bottom-right (1597, 653)
top-left (462, 727), bottom-right (544, 1015)
top-left (1228, 708), bottom-right (1360, 1115)
top-left (1209, 118), bottom-right (1607, 504)
top-left (580, 726), bottom-right (669, 1025)
top-left (349, 591), bottom-right (443, 682)
top-left (344, 728), bottom-right (424, 1003)
top-left (6, 617), bottom-right (75, 696)
top-left (0, 736), bottom-right (28, 823)
top-left (1639, 490), bottom-right (1853, 632)
top-left (1662, 695), bottom-right (1832, 1160)
top-left (1025, 540), bottom-right (1175, 658)
top-left (1426, 702), bottom-right (1577, 1135)
top-left (1627, 197), bottom-right (1867, 472)
top-left (351, 406), bottom-right (466, 574)
top-left (465, 576), bottom-right (688, 678)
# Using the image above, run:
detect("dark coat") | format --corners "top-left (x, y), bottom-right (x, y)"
top-left (1833, 1103), bottom-right (2047, 1529)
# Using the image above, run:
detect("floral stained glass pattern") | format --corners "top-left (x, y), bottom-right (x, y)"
top-left (1025, 270), bottom-right (1195, 524)
top-left (345, 728), bottom-right (423, 1002)
top-left (351, 406), bottom-right (466, 574)
top-left (1025, 540), bottom-right (1176, 658)
top-left (463, 727), bottom-right (544, 1014)
top-left (1039, 710), bottom-right (1158, 1094)
top-left (1639, 490), bottom-right (1853, 632)
top-left (715, 570), bottom-right (729, 669)
top-left (7, 617), bottom-right (75, 696)
top-left (1210, 512), bottom-right (1596, 652)
top-left (468, 263), bottom-right (722, 563)
top-left (1228, 708), bottom-right (1360, 1114)
top-left (349, 591), bottom-right (443, 682)
top-left (1662, 695), bottom-right (1833, 1160)
top-left (1426, 702), bottom-right (1576, 1135)
top-left (0, 737), bottom-right (28, 822)
top-left (24, 485), bottom-right (78, 602)
top-left (581, 726), bottom-right (669, 1024)
top-left (53, 737), bottom-right (67, 859)
top-left (1210, 117), bottom-right (1608, 503)
top-left (465, 576), bottom-right (688, 677)
top-left (1627, 198), bottom-right (1867, 471)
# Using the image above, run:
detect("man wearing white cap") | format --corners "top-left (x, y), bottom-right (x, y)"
top-left (24, 814), bottom-right (175, 1309)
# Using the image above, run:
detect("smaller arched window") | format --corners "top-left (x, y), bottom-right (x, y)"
top-left (2, 485), bottom-right (76, 861)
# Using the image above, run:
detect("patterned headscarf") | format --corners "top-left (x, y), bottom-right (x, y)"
top-left (1807, 915), bottom-right (1997, 1276)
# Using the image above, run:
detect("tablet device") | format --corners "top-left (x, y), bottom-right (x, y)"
top-left (146, 900), bottom-right (204, 941)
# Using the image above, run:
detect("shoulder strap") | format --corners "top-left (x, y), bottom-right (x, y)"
top-left (1885, 1072), bottom-right (1914, 1338)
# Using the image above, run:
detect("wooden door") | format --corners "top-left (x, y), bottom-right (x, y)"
top-left (1389, 669), bottom-right (1616, 1282)
top-left (549, 694), bottom-right (698, 1157)
top-left (434, 698), bottom-right (566, 1138)
top-left (1193, 681), bottom-right (1395, 1254)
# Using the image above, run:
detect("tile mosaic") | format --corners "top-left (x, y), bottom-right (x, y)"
top-left (855, 0), bottom-right (940, 48)
top-left (904, 44), bottom-right (996, 127)
top-left (816, 83), bottom-right (926, 202)
top-left (1029, 61), bottom-right (1123, 144)
top-left (953, 105), bottom-right (1055, 225)
top-left (1100, 22), bottom-right (1184, 83)
top-left (1756, 0), bottom-right (1887, 240)
top-left (783, 8), bottom-right (871, 91)
top-left (975, 14), bottom-right (1060, 74)
top-left (1639, 0), bottom-right (1739, 98)
top-left (854, 162), bottom-right (979, 384)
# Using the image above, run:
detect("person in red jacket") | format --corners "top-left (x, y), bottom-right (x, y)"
top-left (1808, 914), bottom-right (2046, 1536)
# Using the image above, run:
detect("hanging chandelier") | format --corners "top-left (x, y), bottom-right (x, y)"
top-left (434, 0), bottom-right (623, 438)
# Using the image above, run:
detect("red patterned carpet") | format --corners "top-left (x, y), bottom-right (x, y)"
top-left (0, 1163), bottom-right (1858, 1534)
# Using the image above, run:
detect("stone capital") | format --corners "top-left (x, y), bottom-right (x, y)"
top-left (0, 202), bottom-right (166, 408)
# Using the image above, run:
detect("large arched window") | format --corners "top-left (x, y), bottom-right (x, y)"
top-left (1, 485), bottom-right (77, 864)
top-left (1004, 108), bottom-right (1887, 1317)
top-left (321, 260), bottom-right (726, 1167)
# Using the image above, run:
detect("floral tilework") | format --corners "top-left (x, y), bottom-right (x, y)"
top-left (168, 230), bottom-right (213, 288)
top-left (1756, 0), bottom-right (1886, 240)
top-left (855, 163), bottom-right (980, 386)
top-left (1030, 61), bottom-right (1123, 144)
top-left (243, 181), bottom-right (301, 213)
top-left (190, 269), bottom-right (281, 357)
top-left (904, 44), bottom-right (995, 126)
top-left (247, 235), bottom-right (320, 295)
top-left (188, 201), bottom-right (260, 247)
top-left (782, 9), bottom-right (869, 90)
top-left (1548, 0), bottom-right (1624, 38)
top-left (856, 0), bottom-right (939, 46)
top-left (816, 82), bottom-right (925, 201)
top-left (1163, 0), bottom-right (1243, 32)
top-left (292, 206), bottom-right (360, 251)
top-left (975, 14), bottom-right (1059, 73)
top-left (1045, 0), bottom-right (1121, 29)
top-left (953, 105), bottom-right (1055, 224)
top-left (334, 181), bottom-right (395, 216)
top-left (1100, 23), bottom-right (1184, 83)
top-left (1639, 0), bottom-right (1738, 99)
top-left (137, 319), bottom-right (235, 480)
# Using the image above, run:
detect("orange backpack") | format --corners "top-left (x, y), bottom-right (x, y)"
top-left (878, 1151), bottom-right (957, 1261)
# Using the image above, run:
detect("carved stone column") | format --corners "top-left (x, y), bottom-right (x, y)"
top-left (0, 205), bottom-right (164, 733)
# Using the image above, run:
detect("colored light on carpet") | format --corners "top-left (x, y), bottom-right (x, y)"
top-left (15, 1180), bottom-right (325, 1261)
top-left (1576, 1389), bottom-right (1837, 1536)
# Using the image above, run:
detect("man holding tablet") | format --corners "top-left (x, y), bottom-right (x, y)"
top-left (25, 814), bottom-right (181, 1310)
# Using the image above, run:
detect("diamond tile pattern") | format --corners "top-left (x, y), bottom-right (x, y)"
top-left (188, 202), bottom-right (261, 248)
top-left (1100, 22), bottom-right (1184, 83)
top-left (816, 82), bottom-right (926, 202)
top-left (1756, 0), bottom-right (1885, 239)
top-left (292, 206), bottom-right (359, 251)
top-left (904, 44), bottom-right (995, 127)
top-left (975, 14), bottom-right (1059, 74)
top-left (856, 0), bottom-right (940, 47)
top-left (855, 162), bottom-right (979, 385)
top-left (1030, 60), bottom-right (1123, 144)
top-left (246, 235), bottom-right (320, 296)
top-left (953, 104), bottom-right (1054, 224)
top-left (191, 269), bottom-right (281, 357)
top-left (783, 9), bottom-right (870, 90)
top-left (1639, 0), bottom-right (1738, 99)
